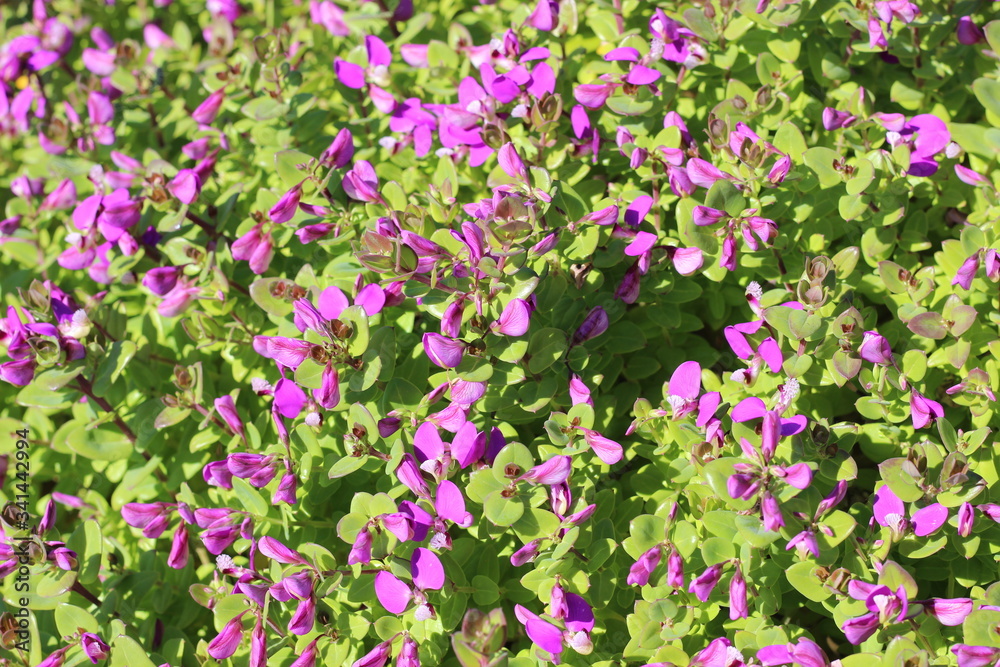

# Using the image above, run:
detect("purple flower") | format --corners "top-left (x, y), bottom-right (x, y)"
top-left (958, 502), bottom-right (975, 537)
top-left (207, 612), bottom-right (247, 659)
top-left (342, 160), bottom-right (383, 203)
top-left (80, 633), bottom-right (110, 663)
top-left (728, 566), bottom-right (748, 619)
top-left (688, 563), bottom-right (724, 602)
top-left (910, 389), bottom-right (944, 429)
top-left (758, 638), bottom-right (829, 667)
top-left (872, 484), bottom-right (949, 538)
top-left (951, 645), bottom-right (1000, 667)
top-left (490, 298), bottom-right (531, 336)
top-left (954, 251), bottom-right (982, 290)
top-left (192, 88), bottom-right (226, 125)
top-left (627, 546), bottom-right (662, 586)
top-left (351, 641), bottom-right (393, 667)
top-left (422, 333), bottom-right (465, 368)
top-left (270, 182), bottom-right (303, 223)
top-left (921, 597), bottom-right (973, 626)
top-left (858, 330), bottom-right (894, 366)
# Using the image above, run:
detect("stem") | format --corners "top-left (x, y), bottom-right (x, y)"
top-left (404, 273), bottom-right (463, 295)
top-left (73, 377), bottom-right (137, 446)
top-left (191, 402), bottom-right (233, 434)
top-left (146, 103), bottom-right (165, 147)
top-left (70, 580), bottom-right (102, 607)
top-left (185, 211), bottom-right (226, 242)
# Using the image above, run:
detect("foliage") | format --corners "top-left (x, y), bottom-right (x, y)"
top-left (1, 0), bottom-right (999, 665)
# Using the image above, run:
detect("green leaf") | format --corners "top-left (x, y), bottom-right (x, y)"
top-left (784, 561), bottom-right (831, 602)
top-left (65, 423), bottom-right (133, 461)
top-left (700, 536), bottom-right (736, 564)
top-left (338, 305), bottom-right (370, 355)
top-left (471, 575), bottom-right (500, 606)
top-left (483, 491), bottom-right (524, 526)
top-left (66, 520), bottom-right (103, 585)
top-left (92, 341), bottom-right (137, 396)
top-left (973, 78), bottom-right (1000, 117)
top-left (274, 150), bottom-right (313, 188)
top-left (802, 147), bottom-right (843, 188)
top-left (733, 514), bottom-right (780, 548)
top-left (527, 328), bottom-right (568, 373)
top-left (328, 455), bottom-right (367, 479)
top-left (242, 97), bottom-right (290, 121)
top-left (907, 312), bottom-right (947, 339)
top-left (705, 179), bottom-right (745, 218)
top-left (232, 477), bottom-right (270, 517)
top-left (55, 603), bottom-right (99, 636)
top-left (111, 635), bottom-right (158, 667)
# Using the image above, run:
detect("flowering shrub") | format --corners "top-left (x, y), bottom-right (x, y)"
top-left (2, 0), bottom-right (1000, 665)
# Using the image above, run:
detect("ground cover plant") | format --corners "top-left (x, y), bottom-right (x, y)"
top-left (1, 0), bottom-right (1000, 665)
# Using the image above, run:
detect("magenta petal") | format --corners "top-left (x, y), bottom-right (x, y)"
top-left (355, 284), bottom-right (386, 316)
top-left (411, 547), bottom-right (445, 590)
top-left (669, 361), bottom-right (701, 399)
top-left (436, 480), bottom-right (473, 527)
top-left (564, 593), bottom-right (595, 632)
top-left (604, 47), bottom-right (640, 61)
top-left (413, 422), bottom-right (445, 462)
top-left (334, 59), bottom-right (366, 89)
top-left (731, 397), bottom-right (766, 422)
top-left (623, 195), bottom-right (653, 227)
top-left (724, 327), bottom-right (754, 359)
top-left (873, 485), bottom-right (905, 527)
top-left (526, 618), bottom-right (564, 655)
top-left (423, 333), bottom-right (465, 368)
top-left (365, 35), bottom-right (392, 67)
top-left (780, 415), bottom-right (808, 435)
top-left (573, 83), bottom-right (614, 109)
top-left (491, 298), bottom-right (531, 336)
top-left (672, 247), bottom-right (703, 275)
top-left (782, 463), bottom-right (813, 490)
top-left (692, 205), bottom-right (727, 226)
top-left (451, 421), bottom-right (484, 468)
top-left (258, 536), bottom-right (304, 564)
top-left (583, 429), bottom-right (623, 465)
top-left (274, 379), bottom-right (307, 419)
top-left (318, 286), bottom-right (350, 320)
top-left (625, 65), bottom-right (661, 85)
top-left (498, 143), bottom-right (528, 182)
top-left (696, 392), bottom-right (721, 427)
top-left (912, 503), bottom-right (949, 536)
top-left (758, 337), bottom-right (784, 373)
top-left (374, 571), bottom-right (412, 613)
top-left (625, 231), bottom-right (657, 256)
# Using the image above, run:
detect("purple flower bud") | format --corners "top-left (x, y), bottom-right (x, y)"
top-left (572, 306), bottom-right (609, 346)
top-left (352, 641), bottom-right (393, 667)
top-left (957, 16), bottom-right (985, 44)
top-left (80, 633), bottom-right (111, 664)
top-left (858, 330), bottom-right (894, 366)
top-left (511, 539), bottom-right (542, 566)
top-left (290, 639), bottom-right (319, 667)
top-left (396, 453), bottom-right (431, 498)
top-left (952, 645), bottom-right (1000, 667)
top-left (348, 528), bottom-right (373, 565)
top-left (422, 333), bottom-right (464, 368)
top-left (321, 127), bottom-right (355, 168)
top-left (259, 535), bottom-right (306, 564)
top-left (207, 612), bottom-right (247, 659)
top-left (192, 88), bottom-right (226, 125)
top-left (269, 183), bottom-right (303, 223)
top-left (519, 455), bottom-right (572, 486)
top-left (214, 395), bottom-right (245, 441)
top-left (498, 142), bottom-right (528, 181)
top-left (627, 546), bottom-right (662, 586)
top-left (761, 492), bottom-right (784, 532)
top-left (953, 253), bottom-right (980, 290)
top-left (688, 563), bottom-right (724, 602)
top-left (958, 502), bottom-right (975, 537)
top-left (768, 155), bottom-right (792, 184)
top-left (729, 567), bottom-right (748, 620)
top-left (167, 524), bottom-right (189, 569)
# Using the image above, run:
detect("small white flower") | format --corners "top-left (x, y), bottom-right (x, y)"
top-left (378, 137), bottom-right (397, 150)
top-left (251, 377), bottom-right (272, 394)
top-left (434, 148), bottom-right (454, 158)
top-left (511, 104), bottom-right (529, 118)
top-left (305, 412), bottom-right (321, 427)
top-left (216, 554), bottom-right (235, 572)
top-left (746, 281), bottom-right (763, 300)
